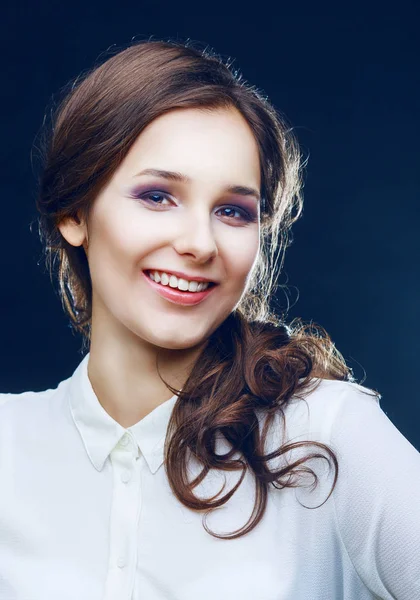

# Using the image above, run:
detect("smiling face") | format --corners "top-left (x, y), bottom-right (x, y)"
top-left (59, 106), bottom-right (261, 353)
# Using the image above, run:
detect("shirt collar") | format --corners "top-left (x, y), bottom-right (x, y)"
top-left (67, 353), bottom-right (178, 475)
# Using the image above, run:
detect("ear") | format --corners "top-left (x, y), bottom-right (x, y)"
top-left (58, 214), bottom-right (88, 249)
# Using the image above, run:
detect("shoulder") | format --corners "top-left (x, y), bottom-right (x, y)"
top-left (281, 377), bottom-right (381, 443)
top-left (255, 377), bottom-right (381, 472)
top-left (0, 378), bottom-right (73, 474)
top-left (298, 376), bottom-right (380, 409)
top-left (253, 378), bottom-right (384, 505)
top-left (0, 378), bottom-right (70, 424)
top-left (300, 378), bottom-right (420, 479)
top-left (0, 390), bottom-right (45, 408)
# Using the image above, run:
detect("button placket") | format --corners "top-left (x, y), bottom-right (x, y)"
top-left (121, 468), bottom-right (132, 484)
top-left (103, 442), bottom-right (143, 600)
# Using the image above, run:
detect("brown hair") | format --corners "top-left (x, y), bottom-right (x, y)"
top-left (34, 37), bottom-right (380, 539)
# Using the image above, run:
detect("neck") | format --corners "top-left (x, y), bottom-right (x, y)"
top-left (86, 332), bottom-right (202, 429)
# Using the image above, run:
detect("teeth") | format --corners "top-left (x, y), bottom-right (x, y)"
top-left (148, 271), bottom-right (210, 293)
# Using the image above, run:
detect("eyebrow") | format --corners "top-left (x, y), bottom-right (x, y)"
top-left (134, 168), bottom-right (261, 202)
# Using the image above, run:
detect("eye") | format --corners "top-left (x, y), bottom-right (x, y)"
top-left (137, 191), bottom-right (172, 206)
top-left (215, 206), bottom-right (256, 224)
top-left (133, 189), bottom-right (257, 224)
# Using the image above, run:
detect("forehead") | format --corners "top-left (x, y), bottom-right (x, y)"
top-left (119, 106), bottom-right (261, 186)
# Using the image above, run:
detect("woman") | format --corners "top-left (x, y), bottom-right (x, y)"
top-left (0, 38), bottom-right (419, 600)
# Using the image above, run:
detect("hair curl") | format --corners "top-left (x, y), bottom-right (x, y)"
top-left (33, 37), bottom-right (379, 540)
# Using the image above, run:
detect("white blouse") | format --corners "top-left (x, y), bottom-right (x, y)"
top-left (0, 352), bottom-right (419, 600)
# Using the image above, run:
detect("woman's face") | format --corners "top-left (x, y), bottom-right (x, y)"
top-left (60, 106), bottom-right (261, 351)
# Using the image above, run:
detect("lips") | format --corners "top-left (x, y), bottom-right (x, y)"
top-left (142, 270), bottom-right (218, 306)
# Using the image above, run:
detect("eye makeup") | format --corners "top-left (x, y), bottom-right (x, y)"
top-left (127, 183), bottom-right (259, 225)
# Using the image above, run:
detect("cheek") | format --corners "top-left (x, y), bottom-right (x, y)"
top-left (223, 232), bottom-right (260, 276)
top-left (86, 227), bottom-right (138, 295)
top-left (90, 212), bottom-right (147, 261)
top-left (105, 210), bottom-right (174, 259)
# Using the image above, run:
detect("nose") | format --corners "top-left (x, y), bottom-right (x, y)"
top-left (172, 212), bottom-right (218, 263)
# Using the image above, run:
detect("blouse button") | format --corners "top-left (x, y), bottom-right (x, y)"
top-left (121, 469), bottom-right (131, 483)
top-left (120, 434), bottom-right (130, 447)
top-left (117, 556), bottom-right (126, 568)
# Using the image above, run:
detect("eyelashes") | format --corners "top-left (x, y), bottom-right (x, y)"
top-left (131, 189), bottom-right (258, 225)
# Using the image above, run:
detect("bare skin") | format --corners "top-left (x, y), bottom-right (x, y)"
top-left (58, 106), bottom-right (261, 428)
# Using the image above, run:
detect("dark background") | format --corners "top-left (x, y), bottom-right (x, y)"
top-left (1, 3), bottom-right (419, 450)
